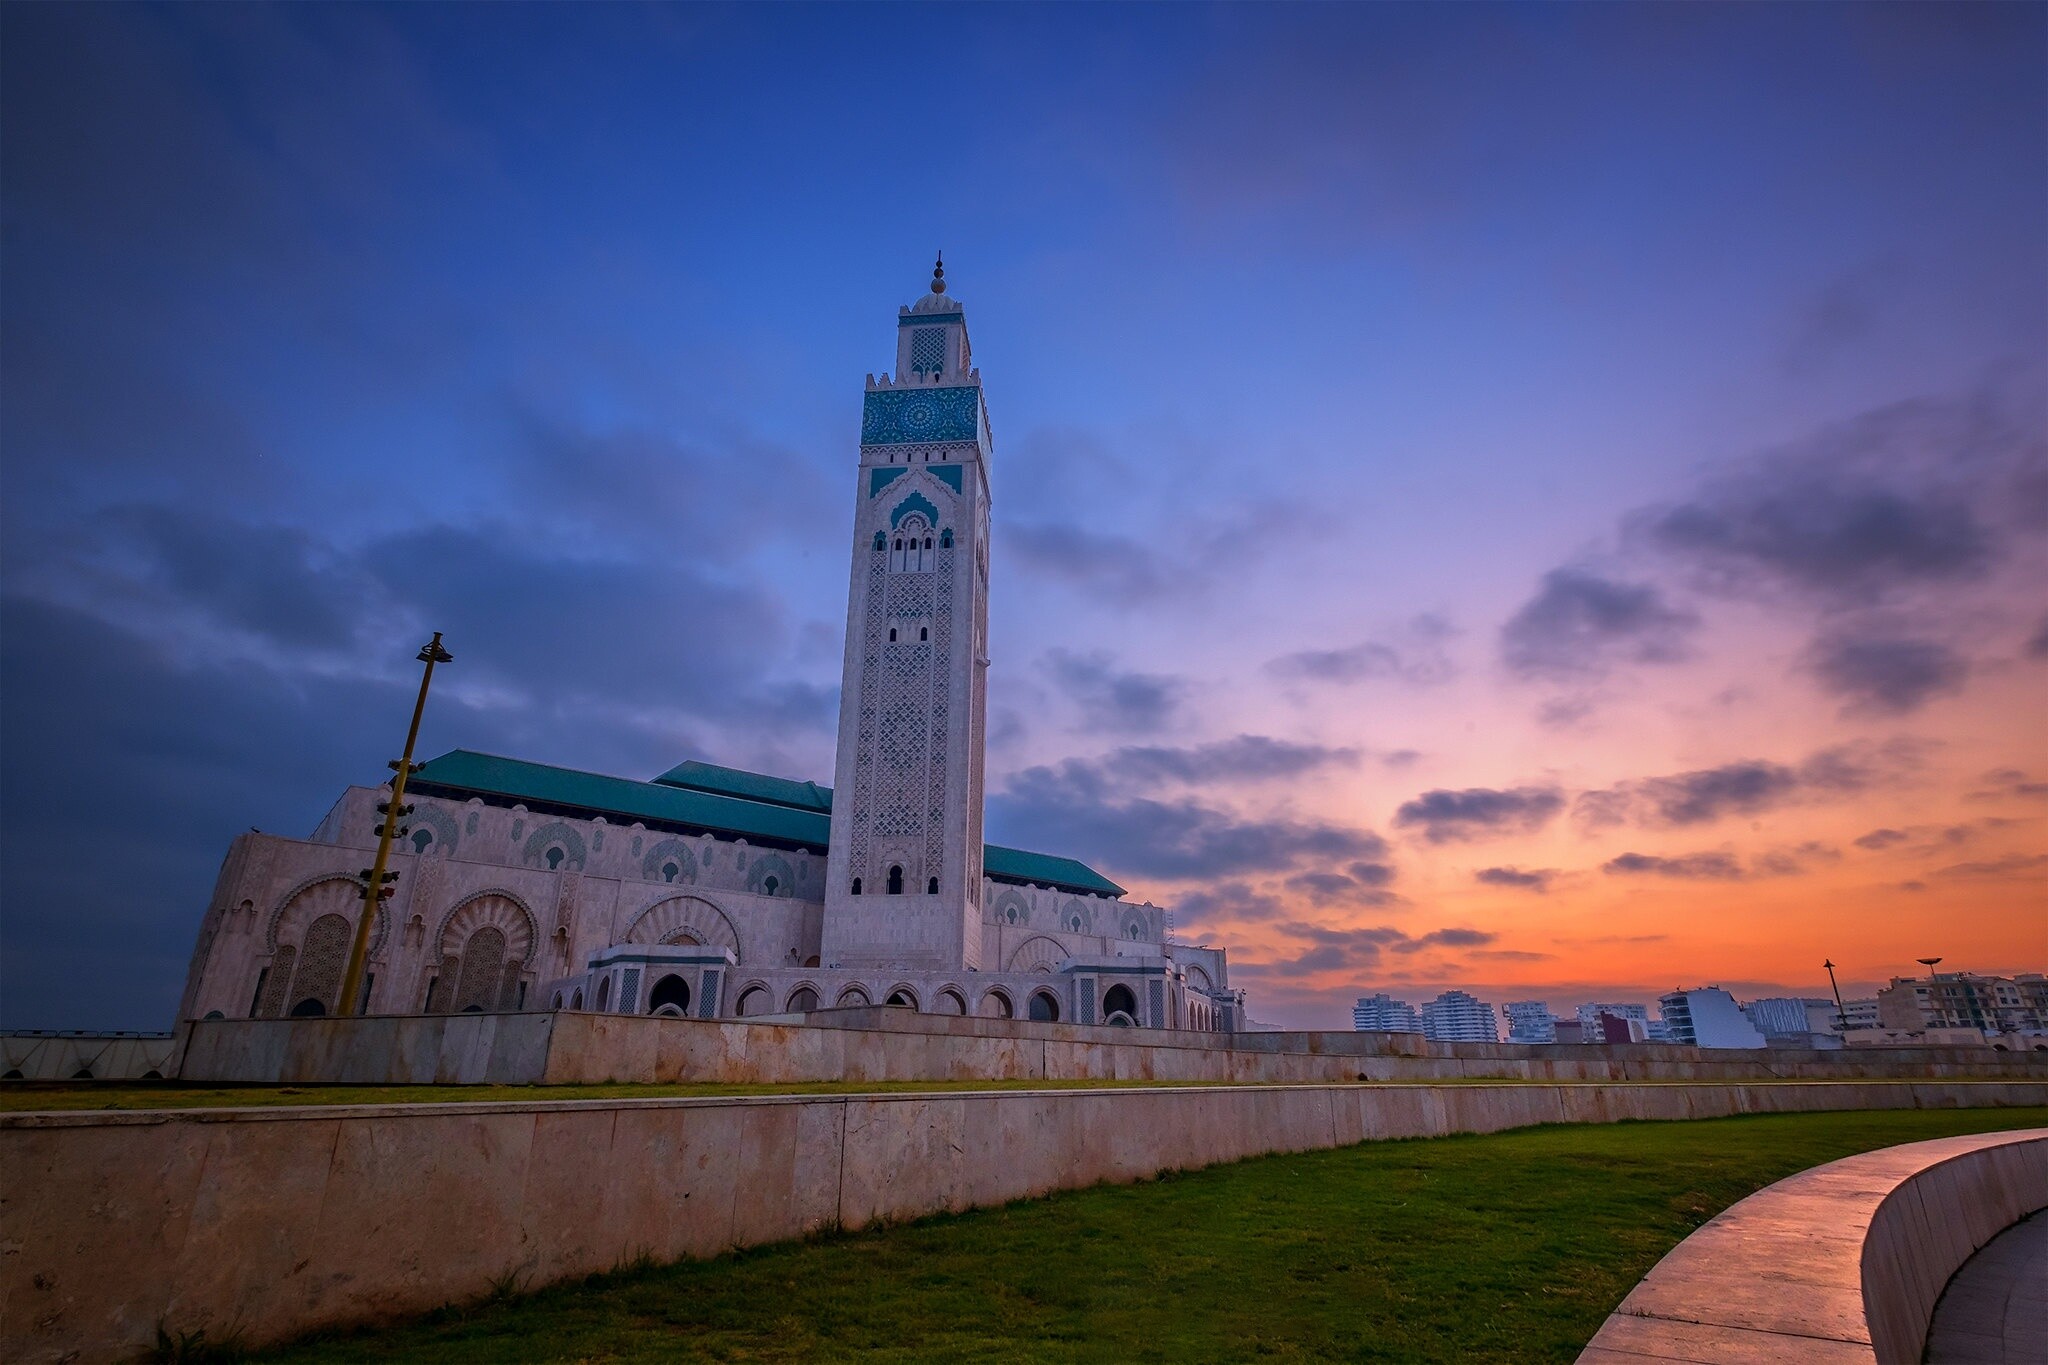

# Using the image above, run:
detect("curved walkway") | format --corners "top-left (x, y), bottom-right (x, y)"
top-left (1578, 1128), bottom-right (2048, 1364)
top-left (1923, 1211), bottom-right (2046, 1364)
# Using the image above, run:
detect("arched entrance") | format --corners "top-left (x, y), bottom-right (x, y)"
top-left (649, 974), bottom-right (690, 1015)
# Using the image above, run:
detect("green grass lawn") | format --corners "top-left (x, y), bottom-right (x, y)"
top-left (241, 1105), bottom-right (2048, 1364)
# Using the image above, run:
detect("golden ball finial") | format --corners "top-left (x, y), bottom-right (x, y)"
top-left (931, 251), bottom-right (946, 295)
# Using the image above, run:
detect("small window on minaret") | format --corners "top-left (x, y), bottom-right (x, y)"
top-left (874, 532), bottom-right (885, 551)
top-left (927, 876), bottom-right (939, 894)
top-left (851, 878), bottom-right (862, 896)
top-left (888, 628), bottom-right (897, 642)
top-left (919, 626), bottom-right (928, 641)
top-left (887, 865), bottom-right (904, 895)
top-left (940, 530), bottom-right (953, 548)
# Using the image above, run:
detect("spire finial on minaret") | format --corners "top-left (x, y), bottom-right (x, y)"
top-left (931, 251), bottom-right (946, 295)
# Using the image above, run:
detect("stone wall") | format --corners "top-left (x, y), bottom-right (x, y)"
top-left (1577, 1128), bottom-right (2048, 1363)
top-left (6, 1079), bottom-right (2047, 1364)
top-left (173, 1010), bottom-right (2048, 1089)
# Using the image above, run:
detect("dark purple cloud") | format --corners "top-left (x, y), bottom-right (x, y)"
top-left (1603, 851), bottom-right (1745, 880)
top-left (1041, 650), bottom-right (1186, 736)
top-left (1393, 785), bottom-right (1565, 843)
top-left (1809, 633), bottom-right (1968, 715)
top-left (1499, 568), bottom-right (1698, 680)
top-left (1475, 866), bottom-right (1556, 893)
top-left (988, 760), bottom-right (1386, 881)
top-left (1577, 741), bottom-right (1924, 830)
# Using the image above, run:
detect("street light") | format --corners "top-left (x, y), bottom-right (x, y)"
top-left (336, 632), bottom-right (454, 1017)
top-left (1823, 958), bottom-right (1847, 1033)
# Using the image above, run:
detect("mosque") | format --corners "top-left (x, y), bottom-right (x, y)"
top-left (175, 263), bottom-right (1240, 1033)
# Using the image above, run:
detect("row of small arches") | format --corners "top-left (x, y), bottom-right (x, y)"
top-left (547, 978), bottom-right (1065, 1023)
top-left (873, 530), bottom-right (953, 551)
top-left (850, 866), bottom-right (938, 896)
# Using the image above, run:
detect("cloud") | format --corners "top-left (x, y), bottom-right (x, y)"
top-left (1170, 881), bottom-right (1285, 927)
top-left (1602, 851), bottom-right (1746, 880)
top-left (1256, 921), bottom-right (1499, 974)
top-left (988, 760), bottom-right (1386, 881)
top-left (1576, 740), bottom-right (1925, 830)
top-left (1392, 785), bottom-right (1565, 843)
top-left (1929, 853), bottom-right (2048, 881)
top-left (1475, 866), bottom-right (1556, 893)
top-left (1809, 633), bottom-right (1968, 715)
top-left (1283, 859), bottom-right (1401, 907)
top-left (1102, 735), bottom-right (1359, 785)
top-left (2027, 613), bottom-right (2048, 659)
top-left (1854, 828), bottom-right (1909, 851)
top-left (1267, 614), bottom-right (1458, 687)
top-left (1041, 650), bottom-right (1185, 736)
top-left (1638, 395), bottom-right (2013, 606)
top-left (1498, 568), bottom-right (1698, 680)
top-left (1964, 769), bottom-right (2048, 804)
top-left (1006, 500), bottom-right (1310, 606)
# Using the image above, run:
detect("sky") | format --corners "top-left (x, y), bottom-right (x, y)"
top-left (2, 3), bottom-right (2043, 1032)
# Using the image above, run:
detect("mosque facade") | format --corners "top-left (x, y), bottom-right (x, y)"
top-left (175, 265), bottom-right (1240, 1033)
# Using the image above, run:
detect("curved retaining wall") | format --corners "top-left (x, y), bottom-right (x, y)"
top-left (5, 1081), bottom-right (2045, 1364)
top-left (1577, 1128), bottom-right (2048, 1364)
top-left (172, 1010), bottom-right (2048, 1088)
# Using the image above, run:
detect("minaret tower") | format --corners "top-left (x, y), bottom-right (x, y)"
top-left (820, 257), bottom-right (993, 971)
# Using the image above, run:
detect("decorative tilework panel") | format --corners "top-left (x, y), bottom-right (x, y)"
top-left (698, 970), bottom-right (721, 1018)
top-left (930, 464), bottom-right (963, 493)
top-left (862, 387), bottom-right (980, 445)
top-left (1149, 980), bottom-right (1165, 1030)
top-left (869, 466), bottom-right (908, 497)
top-left (890, 490), bottom-right (941, 529)
top-left (621, 966), bottom-right (641, 1015)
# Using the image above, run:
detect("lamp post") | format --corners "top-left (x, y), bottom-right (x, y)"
top-left (336, 632), bottom-right (454, 1018)
top-left (1823, 959), bottom-right (1847, 1033)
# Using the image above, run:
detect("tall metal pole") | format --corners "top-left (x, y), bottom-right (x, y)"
top-left (336, 632), bottom-right (454, 1018)
top-left (1823, 958), bottom-right (1846, 1033)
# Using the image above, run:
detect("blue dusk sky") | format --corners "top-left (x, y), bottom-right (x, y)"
top-left (2, 3), bottom-right (2043, 1030)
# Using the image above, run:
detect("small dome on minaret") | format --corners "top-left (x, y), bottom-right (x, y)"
top-left (908, 251), bottom-right (958, 314)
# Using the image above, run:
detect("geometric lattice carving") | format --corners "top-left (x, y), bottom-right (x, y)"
top-left (256, 945), bottom-right (296, 1018)
top-left (744, 853), bottom-right (794, 897)
top-left (1006, 935), bottom-right (1069, 973)
top-left (521, 821), bottom-right (588, 871)
top-left (289, 913), bottom-right (352, 1015)
top-left (624, 896), bottom-right (739, 958)
top-left (640, 838), bottom-right (699, 885)
top-left (434, 892), bottom-right (536, 968)
top-left (453, 926), bottom-right (506, 1012)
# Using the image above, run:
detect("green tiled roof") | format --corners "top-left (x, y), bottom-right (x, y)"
top-left (653, 760), bottom-right (833, 814)
top-left (410, 751), bottom-right (830, 848)
top-left (408, 750), bottom-right (1125, 898)
top-left (982, 846), bottom-right (1124, 898)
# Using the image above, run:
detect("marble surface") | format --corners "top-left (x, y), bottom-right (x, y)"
top-left (1922, 1212), bottom-right (2046, 1364)
top-left (1576, 1130), bottom-right (2048, 1364)
top-left (5, 1086), bottom-right (2047, 1363)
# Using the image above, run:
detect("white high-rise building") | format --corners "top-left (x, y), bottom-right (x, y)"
top-left (1421, 989), bottom-right (1500, 1043)
top-left (1576, 1002), bottom-right (1651, 1032)
top-left (1353, 993), bottom-right (1421, 1032)
top-left (1502, 1000), bottom-right (1557, 1043)
top-left (1743, 996), bottom-right (1836, 1037)
top-left (1659, 987), bottom-right (1767, 1049)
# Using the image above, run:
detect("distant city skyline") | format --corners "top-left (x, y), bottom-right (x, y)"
top-left (2, 4), bottom-right (2043, 1030)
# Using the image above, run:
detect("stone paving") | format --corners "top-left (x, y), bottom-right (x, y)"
top-left (1923, 1211), bottom-right (2047, 1364)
